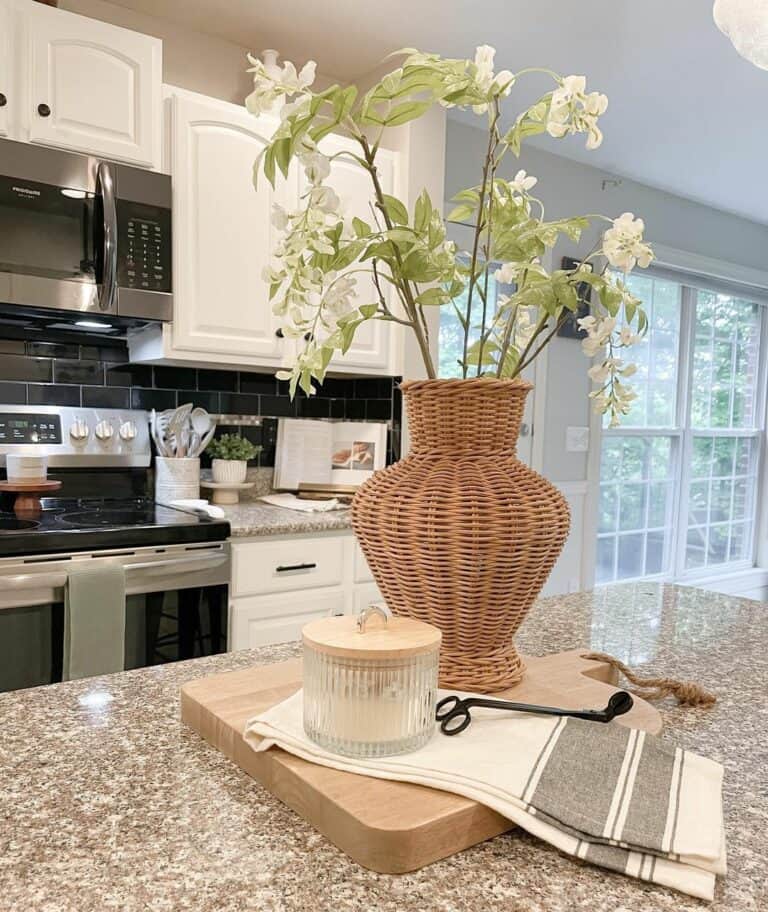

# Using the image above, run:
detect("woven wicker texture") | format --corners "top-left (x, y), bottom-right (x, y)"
top-left (352, 378), bottom-right (570, 693)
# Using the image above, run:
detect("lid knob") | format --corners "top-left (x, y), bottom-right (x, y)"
top-left (357, 604), bottom-right (389, 633)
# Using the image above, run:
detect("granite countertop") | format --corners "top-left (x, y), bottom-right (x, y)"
top-left (1, 583), bottom-right (765, 911)
top-left (222, 500), bottom-right (352, 537)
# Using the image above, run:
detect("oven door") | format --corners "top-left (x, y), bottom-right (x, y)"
top-left (0, 543), bottom-right (229, 693)
top-left (0, 139), bottom-right (114, 318)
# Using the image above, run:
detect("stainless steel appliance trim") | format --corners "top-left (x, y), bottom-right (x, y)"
top-left (96, 160), bottom-right (117, 313)
top-left (0, 405), bottom-right (151, 468)
top-left (0, 272), bottom-right (100, 314)
top-left (116, 287), bottom-right (172, 322)
top-left (0, 542), bottom-right (230, 609)
top-left (0, 137), bottom-right (96, 193)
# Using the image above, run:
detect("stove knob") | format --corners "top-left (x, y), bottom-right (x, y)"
top-left (119, 420), bottom-right (137, 442)
top-left (69, 418), bottom-right (90, 442)
top-left (94, 420), bottom-right (114, 442)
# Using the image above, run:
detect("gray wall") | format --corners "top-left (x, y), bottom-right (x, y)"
top-left (444, 118), bottom-right (768, 483)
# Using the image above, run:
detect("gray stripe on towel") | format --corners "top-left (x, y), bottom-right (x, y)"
top-left (529, 718), bottom-right (631, 838)
top-left (620, 734), bottom-right (678, 851)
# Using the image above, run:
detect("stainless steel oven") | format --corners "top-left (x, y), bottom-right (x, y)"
top-left (0, 541), bottom-right (229, 692)
top-left (0, 137), bottom-right (172, 327)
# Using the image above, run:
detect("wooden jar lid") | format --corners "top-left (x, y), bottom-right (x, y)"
top-left (302, 608), bottom-right (441, 660)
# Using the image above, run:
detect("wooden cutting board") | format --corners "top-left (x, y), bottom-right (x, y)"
top-left (181, 650), bottom-right (662, 874)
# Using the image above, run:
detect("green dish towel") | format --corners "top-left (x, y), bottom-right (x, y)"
top-left (63, 563), bottom-right (126, 682)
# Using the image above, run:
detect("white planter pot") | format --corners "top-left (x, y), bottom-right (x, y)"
top-left (155, 457), bottom-right (200, 502)
top-left (212, 459), bottom-right (248, 484)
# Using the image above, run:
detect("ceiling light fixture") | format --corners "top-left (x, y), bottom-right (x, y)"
top-left (713, 0), bottom-right (768, 69)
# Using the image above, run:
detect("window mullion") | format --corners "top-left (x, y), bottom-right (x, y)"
top-left (671, 284), bottom-right (696, 579)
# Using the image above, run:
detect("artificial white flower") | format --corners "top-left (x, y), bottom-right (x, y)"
top-left (492, 69), bottom-right (515, 96)
top-left (271, 204), bottom-right (289, 231)
top-left (299, 150), bottom-right (331, 185)
top-left (474, 45), bottom-right (496, 90)
top-left (545, 75), bottom-right (608, 150)
top-left (495, 262), bottom-right (517, 284)
top-left (310, 186), bottom-right (341, 214)
top-left (509, 169), bottom-right (538, 194)
top-left (602, 212), bottom-right (654, 272)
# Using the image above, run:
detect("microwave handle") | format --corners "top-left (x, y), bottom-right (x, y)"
top-left (96, 161), bottom-right (118, 312)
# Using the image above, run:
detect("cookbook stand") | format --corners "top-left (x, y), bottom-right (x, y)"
top-left (181, 650), bottom-right (662, 874)
top-left (0, 479), bottom-right (62, 516)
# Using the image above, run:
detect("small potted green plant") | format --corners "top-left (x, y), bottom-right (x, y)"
top-left (206, 434), bottom-right (261, 484)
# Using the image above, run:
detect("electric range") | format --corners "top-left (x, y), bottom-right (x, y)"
top-left (0, 405), bottom-right (230, 692)
top-left (0, 496), bottom-right (229, 557)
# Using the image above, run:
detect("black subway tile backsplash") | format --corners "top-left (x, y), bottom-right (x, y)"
top-left (0, 332), bottom-right (402, 468)
top-left (0, 354), bottom-right (53, 383)
top-left (105, 363), bottom-right (154, 388)
top-left (154, 366), bottom-right (198, 390)
top-left (197, 369), bottom-right (238, 391)
top-left (28, 383), bottom-right (80, 406)
top-left (82, 386), bottom-right (130, 409)
top-left (53, 358), bottom-right (104, 385)
top-left (26, 340), bottom-right (80, 359)
top-left (0, 381), bottom-right (27, 404)
top-left (130, 388), bottom-right (177, 411)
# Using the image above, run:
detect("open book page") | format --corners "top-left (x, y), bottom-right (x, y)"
top-left (274, 419), bottom-right (333, 490)
top-left (274, 419), bottom-right (388, 490)
top-left (329, 422), bottom-right (387, 486)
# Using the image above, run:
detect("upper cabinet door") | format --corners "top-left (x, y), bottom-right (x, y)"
top-left (310, 136), bottom-right (399, 374)
top-left (168, 90), bottom-right (293, 363)
top-left (25, 4), bottom-right (161, 167)
top-left (0, 2), bottom-right (10, 137)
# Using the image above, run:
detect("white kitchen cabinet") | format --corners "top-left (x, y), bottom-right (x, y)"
top-left (129, 87), bottom-right (294, 369)
top-left (20, 1), bottom-right (161, 167)
top-left (0, 2), bottom-right (10, 138)
top-left (129, 87), bottom-right (403, 376)
top-left (228, 531), bottom-right (384, 650)
top-left (230, 589), bottom-right (348, 650)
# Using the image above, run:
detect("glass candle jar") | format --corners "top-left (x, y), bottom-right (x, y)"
top-left (302, 606), bottom-right (441, 758)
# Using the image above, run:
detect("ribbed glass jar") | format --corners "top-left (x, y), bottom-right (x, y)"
top-left (303, 642), bottom-right (439, 759)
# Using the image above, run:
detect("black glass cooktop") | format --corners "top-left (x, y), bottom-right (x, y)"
top-left (0, 498), bottom-right (230, 557)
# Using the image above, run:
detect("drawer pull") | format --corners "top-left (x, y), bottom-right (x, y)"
top-left (276, 562), bottom-right (317, 573)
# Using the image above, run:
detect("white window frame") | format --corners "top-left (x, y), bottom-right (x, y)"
top-left (585, 248), bottom-right (768, 587)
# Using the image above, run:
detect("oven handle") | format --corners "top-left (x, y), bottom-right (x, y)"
top-left (96, 160), bottom-right (118, 313)
top-left (0, 551), bottom-right (228, 594)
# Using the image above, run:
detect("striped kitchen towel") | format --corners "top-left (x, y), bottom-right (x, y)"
top-left (244, 690), bottom-right (725, 901)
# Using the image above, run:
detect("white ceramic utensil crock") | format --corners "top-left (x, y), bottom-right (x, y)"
top-left (302, 606), bottom-right (441, 758)
top-left (154, 456), bottom-right (200, 502)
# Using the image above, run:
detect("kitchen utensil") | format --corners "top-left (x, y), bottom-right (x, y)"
top-left (435, 690), bottom-right (634, 736)
top-left (180, 650), bottom-right (662, 876)
top-left (195, 424), bottom-right (217, 458)
top-left (190, 407), bottom-right (212, 437)
top-left (168, 404), bottom-right (192, 455)
top-left (302, 605), bottom-right (441, 758)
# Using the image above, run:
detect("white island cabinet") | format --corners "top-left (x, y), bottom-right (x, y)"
top-left (229, 531), bottom-right (382, 650)
top-left (2, 0), bottom-right (161, 167)
top-left (128, 86), bottom-right (403, 376)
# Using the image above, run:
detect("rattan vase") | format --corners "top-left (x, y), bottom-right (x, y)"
top-left (352, 377), bottom-right (570, 693)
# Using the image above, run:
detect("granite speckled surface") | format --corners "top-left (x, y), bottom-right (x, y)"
top-left (222, 500), bottom-right (352, 537)
top-left (202, 466), bottom-right (354, 537)
top-left (1, 583), bottom-right (765, 911)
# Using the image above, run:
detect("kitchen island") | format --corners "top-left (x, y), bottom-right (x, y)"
top-left (1, 583), bottom-right (764, 912)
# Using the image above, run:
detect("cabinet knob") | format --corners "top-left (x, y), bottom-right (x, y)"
top-left (0, 94), bottom-right (6, 108)
top-left (37, 103), bottom-right (51, 117)
top-left (304, 332), bottom-right (313, 342)
top-left (275, 328), bottom-right (284, 339)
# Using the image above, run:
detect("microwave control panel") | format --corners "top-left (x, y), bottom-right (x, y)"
top-left (117, 200), bottom-right (172, 293)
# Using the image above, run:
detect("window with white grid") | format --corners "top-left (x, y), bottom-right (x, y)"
top-left (596, 271), bottom-right (766, 584)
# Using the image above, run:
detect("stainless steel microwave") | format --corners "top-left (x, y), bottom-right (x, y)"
top-left (0, 138), bottom-right (172, 328)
